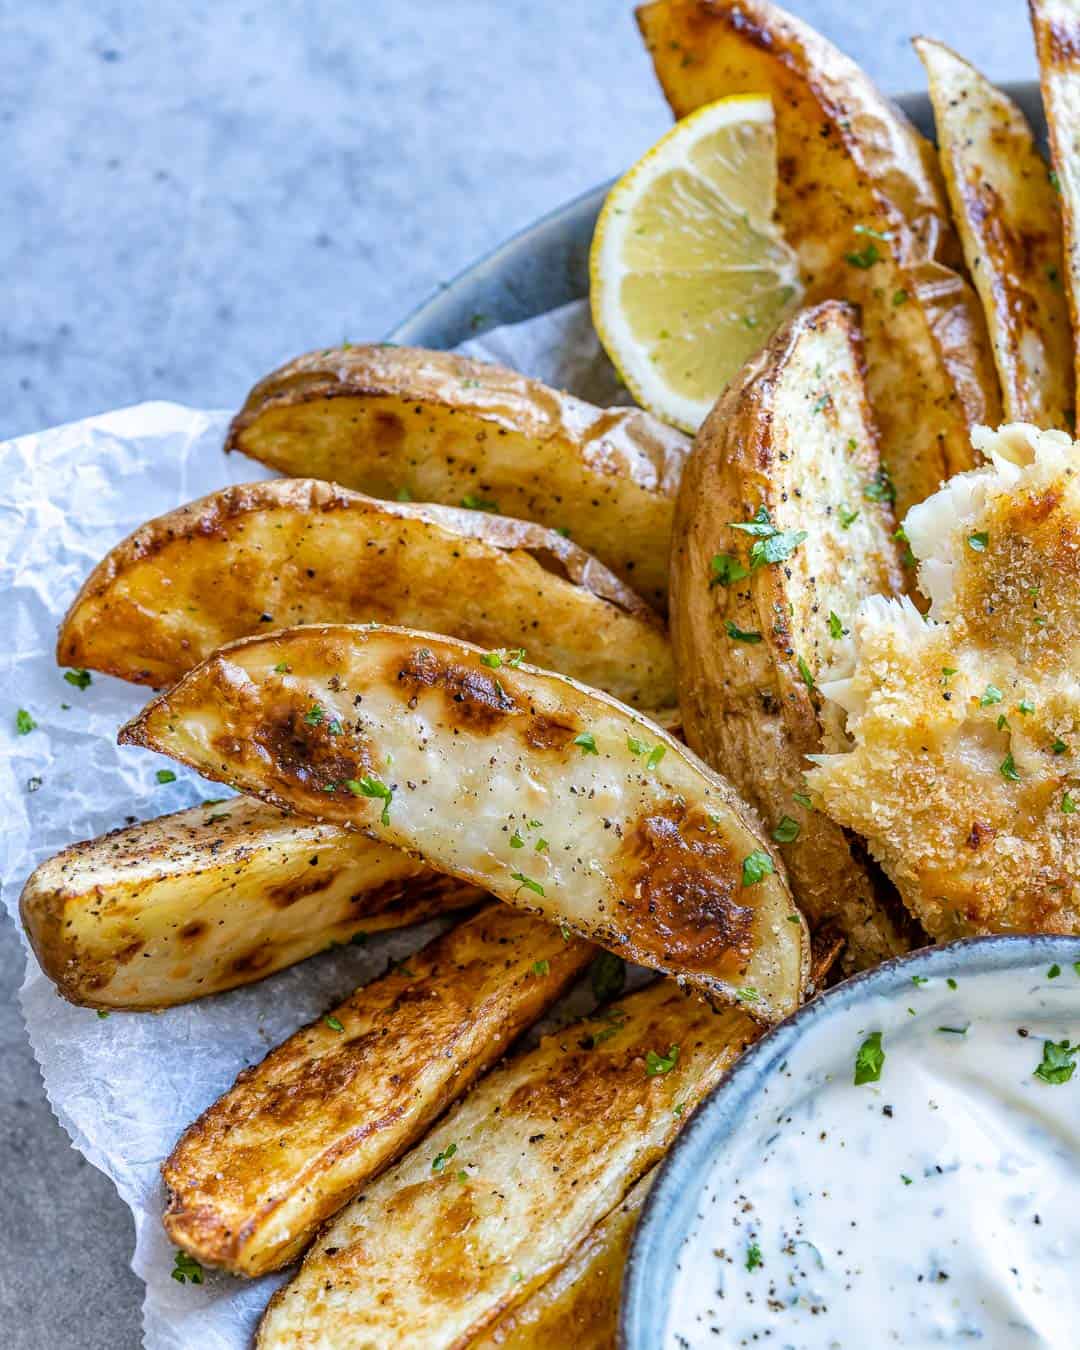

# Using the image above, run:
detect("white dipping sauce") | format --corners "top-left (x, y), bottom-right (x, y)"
top-left (665, 963), bottom-right (1080, 1348)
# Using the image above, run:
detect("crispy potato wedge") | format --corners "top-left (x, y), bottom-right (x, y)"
top-left (471, 1170), bottom-right (653, 1350)
top-left (637, 0), bottom-right (1002, 519)
top-left (119, 625), bottom-right (808, 1021)
top-left (164, 904), bottom-right (591, 1276)
top-left (1032, 0), bottom-right (1080, 403)
top-left (809, 422), bottom-right (1080, 941)
top-left (57, 479), bottom-right (676, 720)
top-left (256, 980), bottom-right (756, 1349)
top-left (671, 302), bottom-right (910, 972)
top-left (917, 37), bottom-right (1073, 429)
top-left (20, 795), bottom-right (480, 1009)
top-left (225, 345), bottom-right (689, 612)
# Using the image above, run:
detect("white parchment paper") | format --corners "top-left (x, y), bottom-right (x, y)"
top-left (0, 300), bottom-right (623, 1349)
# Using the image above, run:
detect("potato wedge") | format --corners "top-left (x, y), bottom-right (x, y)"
top-left (119, 625), bottom-right (808, 1021)
top-left (809, 422), bottom-right (1080, 942)
top-left (256, 980), bottom-right (756, 1349)
top-left (637, 0), bottom-right (1002, 519)
top-left (671, 302), bottom-right (911, 973)
top-left (471, 1170), bottom-right (652, 1350)
top-left (20, 795), bottom-right (480, 1009)
top-left (917, 37), bottom-right (1073, 429)
top-left (57, 478), bottom-right (676, 720)
top-left (224, 344), bottom-right (689, 611)
top-left (164, 904), bottom-right (591, 1276)
top-left (1032, 0), bottom-right (1080, 403)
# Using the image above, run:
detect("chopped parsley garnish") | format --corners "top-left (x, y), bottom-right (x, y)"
top-left (171, 1251), bottom-right (204, 1285)
top-left (1053, 738), bottom-right (1068, 755)
top-left (893, 289), bottom-right (909, 306)
top-left (726, 620), bottom-right (763, 644)
top-left (736, 987), bottom-right (759, 1004)
top-left (911, 975), bottom-right (929, 986)
top-left (590, 950), bottom-right (626, 1004)
top-left (510, 831), bottom-right (524, 849)
top-left (1000, 753), bottom-right (1021, 782)
top-left (627, 735), bottom-right (665, 770)
top-left (937, 1025), bottom-right (969, 1035)
top-left (838, 504), bottom-right (859, 529)
top-left (947, 977), bottom-right (958, 990)
top-left (750, 528), bottom-right (807, 570)
top-left (155, 769), bottom-right (177, 785)
top-left (573, 732), bottom-right (598, 755)
top-left (15, 709), bottom-right (36, 735)
top-left (980, 685), bottom-right (1003, 707)
top-left (854, 1031), bottom-right (885, 1085)
top-left (901, 1173), bottom-right (913, 1185)
top-left (64, 668), bottom-right (92, 690)
top-left (797, 655), bottom-right (815, 690)
top-left (709, 553), bottom-right (749, 588)
top-left (273, 661), bottom-right (290, 674)
top-left (1048, 964), bottom-right (1062, 979)
top-left (460, 493), bottom-right (498, 511)
top-left (793, 791), bottom-right (813, 810)
top-left (828, 611), bottom-right (844, 639)
top-left (772, 815), bottom-right (800, 843)
top-left (1034, 1039), bottom-right (1078, 1085)
top-left (967, 531), bottom-right (989, 552)
top-left (1063, 791), bottom-right (1077, 814)
top-left (324, 1014), bottom-right (344, 1032)
top-left (729, 505), bottom-right (775, 537)
top-left (746, 1240), bottom-right (763, 1271)
top-left (845, 242), bottom-right (881, 269)
top-left (532, 959), bottom-right (550, 976)
top-left (511, 871), bottom-right (545, 896)
top-left (1019, 699), bottom-right (1035, 715)
top-left (863, 467), bottom-right (896, 503)
top-left (304, 704), bottom-right (325, 725)
top-left (431, 1142), bottom-right (458, 1172)
top-left (481, 648), bottom-right (525, 669)
top-left (812, 393), bottom-right (831, 415)
top-left (535, 837), bottom-right (548, 852)
top-left (345, 775), bottom-right (394, 825)
top-left (742, 849), bottom-right (775, 887)
top-left (645, 1044), bottom-right (680, 1077)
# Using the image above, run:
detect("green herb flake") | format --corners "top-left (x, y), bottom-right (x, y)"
top-left (980, 685), bottom-right (1003, 707)
top-left (845, 242), bottom-right (881, 269)
top-left (96, 1009), bottom-right (110, 1019)
top-left (304, 704), bottom-right (325, 726)
top-left (729, 505), bottom-right (774, 537)
top-left (273, 661), bottom-right (290, 674)
top-left (863, 467), bottom-right (896, 503)
top-left (646, 744), bottom-right (666, 771)
top-left (839, 504), bottom-right (859, 529)
top-left (590, 950), bottom-right (626, 1004)
top-left (911, 975), bottom-right (929, 987)
top-left (344, 775), bottom-right (394, 825)
top-left (726, 619), bottom-right (763, 644)
top-left (432, 1142), bottom-right (458, 1172)
top-left (171, 1251), bottom-right (204, 1285)
top-left (828, 611), bottom-right (844, 639)
top-left (532, 959), bottom-right (551, 977)
top-left (1000, 753), bottom-right (1021, 782)
top-left (967, 531), bottom-right (989, 552)
top-left (573, 732), bottom-right (598, 755)
top-left (324, 1014), bottom-right (344, 1032)
top-left (742, 849), bottom-right (775, 887)
top-left (736, 987), bottom-right (759, 1004)
top-left (812, 393), bottom-right (831, 415)
top-left (893, 289), bottom-right (909, 306)
top-left (746, 1240), bottom-right (763, 1272)
top-left (947, 977), bottom-right (958, 990)
top-left (461, 493), bottom-right (498, 512)
top-left (749, 528), bottom-right (808, 571)
top-left (645, 1044), bottom-right (680, 1077)
top-left (1048, 964), bottom-right (1062, 979)
top-left (15, 709), bottom-right (36, 735)
top-left (709, 553), bottom-right (749, 588)
top-left (1063, 791), bottom-right (1077, 814)
top-left (64, 668), bottom-right (92, 691)
top-left (772, 815), bottom-right (800, 844)
top-left (793, 792), bottom-right (813, 810)
top-left (937, 1025), bottom-right (969, 1035)
top-left (535, 837), bottom-right (548, 852)
top-left (1019, 699), bottom-right (1035, 715)
top-left (510, 831), bottom-right (524, 849)
top-left (1053, 739), bottom-right (1069, 755)
top-left (1034, 1039), bottom-right (1078, 1085)
top-left (511, 871), bottom-right (545, 896)
top-left (901, 1173), bottom-right (913, 1185)
top-left (797, 655), bottom-right (815, 690)
top-left (854, 1030), bottom-right (885, 1085)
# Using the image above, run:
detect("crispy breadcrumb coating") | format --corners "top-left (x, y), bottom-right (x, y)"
top-left (809, 423), bottom-right (1080, 940)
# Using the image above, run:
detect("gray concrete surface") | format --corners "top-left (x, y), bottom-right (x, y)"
top-left (0, 2), bottom-right (1038, 1346)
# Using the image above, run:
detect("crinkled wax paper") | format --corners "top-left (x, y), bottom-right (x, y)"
top-left (0, 300), bottom-right (625, 1349)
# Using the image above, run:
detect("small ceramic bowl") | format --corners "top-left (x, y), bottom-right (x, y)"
top-left (619, 933), bottom-right (1080, 1348)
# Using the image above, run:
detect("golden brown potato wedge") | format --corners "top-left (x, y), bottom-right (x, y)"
top-left (471, 1170), bottom-right (652, 1350)
top-left (637, 0), bottom-right (1002, 519)
top-left (57, 479), bottom-right (676, 720)
top-left (119, 625), bottom-right (808, 1021)
top-left (671, 301), bottom-right (911, 973)
top-left (810, 422), bottom-right (1080, 942)
top-left (256, 980), bottom-right (756, 1349)
top-left (20, 796), bottom-right (480, 1009)
top-left (917, 37), bottom-right (1073, 429)
top-left (225, 344), bottom-right (689, 612)
top-left (1032, 0), bottom-right (1080, 403)
top-left (164, 904), bottom-right (591, 1276)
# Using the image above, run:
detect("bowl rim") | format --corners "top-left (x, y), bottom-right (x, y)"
top-left (619, 931), bottom-right (1080, 1348)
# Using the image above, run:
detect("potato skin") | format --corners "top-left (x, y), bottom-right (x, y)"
top-left (20, 795), bottom-right (479, 1009)
top-left (57, 478), bottom-right (676, 719)
top-left (119, 624), bottom-right (807, 1022)
top-left (256, 982), bottom-right (756, 1349)
top-left (164, 905), bottom-right (592, 1276)
top-left (226, 343), bottom-right (689, 611)
top-left (917, 36), bottom-right (1073, 430)
top-left (670, 302), bottom-right (911, 972)
top-left (637, 0), bottom-right (1001, 519)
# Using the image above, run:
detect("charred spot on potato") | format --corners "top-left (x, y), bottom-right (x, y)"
top-left (522, 712), bottom-right (580, 752)
top-left (266, 871), bottom-right (341, 910)
top-left (230, 947), bottom-right (274, 976)
top-left (244, 702), bottom-right (374, 795)
top-left (391, 646), bottom-right (520, 731)
top-left (371, 409), bottom-right (406, 454)
top-left (179, 921), bottom-right (207, 941)
top-left (613, 804), bottom-right (754, 975)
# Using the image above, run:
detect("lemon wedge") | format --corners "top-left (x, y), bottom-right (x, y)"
top-left (590, 95), bottom-right (803, 433)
